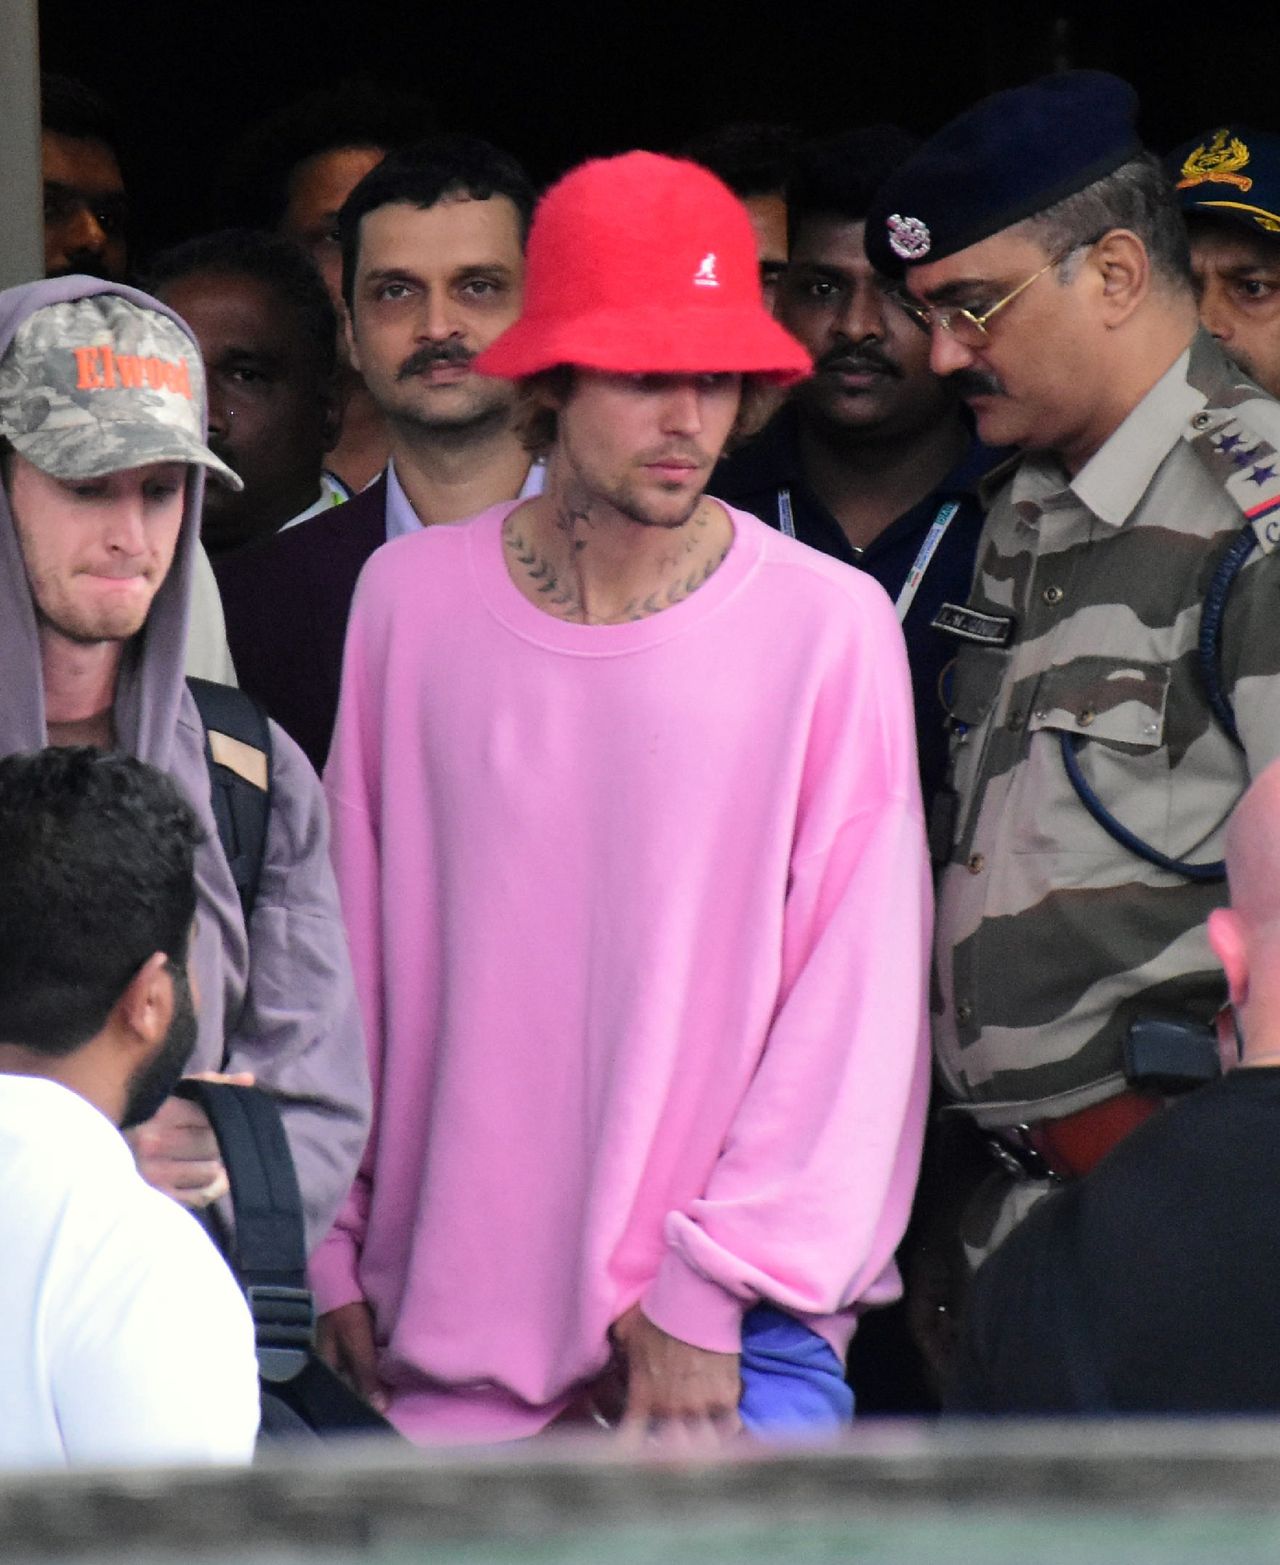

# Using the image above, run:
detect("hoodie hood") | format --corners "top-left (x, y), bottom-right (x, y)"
top-left (0, 274), bottom-right (247, 1060)
top-left (0, 274), bottom-right (214, 769)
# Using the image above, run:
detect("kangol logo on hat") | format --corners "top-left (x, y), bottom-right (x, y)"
top-left (693, 252), bottom-right (720, 288)
top-left (887, 214), bottom-right (932, 262)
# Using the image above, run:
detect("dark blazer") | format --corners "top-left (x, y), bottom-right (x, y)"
top-left (215, 475), bottom-right (387, 775)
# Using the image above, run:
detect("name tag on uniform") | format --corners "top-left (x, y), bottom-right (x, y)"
top-left (931, 603), bottom-right (1016, 646)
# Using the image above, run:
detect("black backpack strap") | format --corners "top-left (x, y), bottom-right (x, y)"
top-left (187, 677), bottom-right (273, 925)
top-left (174, 1080), bottom-right (314, 1382)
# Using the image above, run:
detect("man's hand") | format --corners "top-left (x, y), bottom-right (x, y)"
top-left (610, 1303), bottom-right (742, 1448)
top-left (124, 1070), bottom-right (254, 1208)
top-left (316, 1300), bottom-right (388, 1412)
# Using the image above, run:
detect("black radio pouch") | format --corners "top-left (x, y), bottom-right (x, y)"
top-left (1122, 1017), bottom-right (1221, 1094)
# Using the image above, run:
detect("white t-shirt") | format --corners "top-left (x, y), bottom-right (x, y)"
top-left (0, 1075), bottom-right (259, 1468)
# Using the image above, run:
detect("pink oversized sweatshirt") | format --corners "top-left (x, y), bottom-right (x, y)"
top-left (310, 500), bottom-right (932, 1443)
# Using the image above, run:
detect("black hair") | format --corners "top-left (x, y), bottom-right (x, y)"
top-left (339, 134), bottom-right (536, 313)
top-left (0, 748), bottom-right (203, 1056)
top-left (145, 228), bottom-right (339, 382)
top-left (679, 123), bottom-right (801, 201)
top-left (40, 73), bottom-right (118, 149)
top-left (216, 78), bottom-right (437, 232)
top-left (785, 125), bottom-right (921, 247)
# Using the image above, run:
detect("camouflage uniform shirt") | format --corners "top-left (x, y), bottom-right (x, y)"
top-left (934, 333), bottom-right (1280, 1128)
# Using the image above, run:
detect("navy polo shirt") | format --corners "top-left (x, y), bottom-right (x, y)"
top-left (713, 406), bottom-right (1002, 810)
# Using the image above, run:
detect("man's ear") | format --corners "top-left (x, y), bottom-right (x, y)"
top-left (1090, 228), bottom-right (1150, 327)
top-left (1208, 907), bottom-right (1249, 1008)
top-left (115, 951), bottom-right (175, 1051)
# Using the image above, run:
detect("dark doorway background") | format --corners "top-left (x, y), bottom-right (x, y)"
top-left (39, 0), bottom-right (1280, 265)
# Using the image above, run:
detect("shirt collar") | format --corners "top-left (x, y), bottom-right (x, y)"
top-left (384, 456), bottom-right (545, 542)
top-left (276, 472), bottom-right (348, 533)
top-left (1010, 344), bottom-right (1202, 527)
top-left (383, 458), bottom-right (419, 542)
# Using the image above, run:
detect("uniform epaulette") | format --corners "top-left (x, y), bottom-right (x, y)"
top-left (1183, 396), bottom-right (1280, 552)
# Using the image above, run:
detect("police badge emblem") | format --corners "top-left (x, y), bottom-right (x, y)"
top-left (887, 213), bottom-right (931, 261)
top-left (1178, 129), bottom-right (1253, 192)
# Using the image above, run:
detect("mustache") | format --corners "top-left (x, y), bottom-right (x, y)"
top-left (638, 443), bottom-right (712, 468)
top-left (951, 367), bottom-right (1006, 397)
top-left (397, 340), bottom-right (474, 379)
top-left (817, 342), bottom-right (901, 378)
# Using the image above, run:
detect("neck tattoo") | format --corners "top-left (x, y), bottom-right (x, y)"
top-left (503, 500), bottom-right (729, 624)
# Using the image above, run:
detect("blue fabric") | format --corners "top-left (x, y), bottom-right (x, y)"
top-left (864, 70), bottom-right (1141, 280)
top-left (738, 1304), bottom-right (854, 1437)
top-left (1168, 125), bottom-right (1280, 238)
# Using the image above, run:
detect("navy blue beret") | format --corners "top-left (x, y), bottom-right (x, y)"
top-left (865, 71), bottom-right (1143, 280)
top-left (1167, 126), bottom-right (1280, 239)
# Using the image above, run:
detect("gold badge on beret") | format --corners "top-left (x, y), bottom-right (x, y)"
top-left (1178, 129), bottom-right (1253, 192)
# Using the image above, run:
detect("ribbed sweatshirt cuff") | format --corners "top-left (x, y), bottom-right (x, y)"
top-left (308, 1231), bottom-right (364, 1315)
top-left (642, 1249), bottom-right (747, 1354)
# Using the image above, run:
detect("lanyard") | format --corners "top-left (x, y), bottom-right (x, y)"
top-left (777, 485), bottom-right (797, 539)
top-left (779, 485), bottom-right (862, 554)
top-left (777, 488), bottom-right (961, 623)
top-left (894, 500), bottom-right (959, 623)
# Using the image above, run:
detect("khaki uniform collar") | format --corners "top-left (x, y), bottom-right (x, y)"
top-left (1007, 342), bottom-right (1202, 528)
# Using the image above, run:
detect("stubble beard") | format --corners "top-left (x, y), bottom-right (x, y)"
top-left (391, 382), bottom-right (516, 443)
top-left (121, 964), bottom-right (199, 1131)
top-left (609, 476), bottom-right (706, 531)
top-left (563, 448), bottom-right (710, 532)
top-left (561, 436), bottom-right (713, 533)
top-left (384, 343), bottom-right (517, 443)
top-left (15, 519), bottom-right (156, 646)
top-left (35, 589), bottom-right (151, 648)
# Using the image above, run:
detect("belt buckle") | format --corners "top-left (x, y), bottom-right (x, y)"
top-left (985, 1124), bottom-right (1063, 1183)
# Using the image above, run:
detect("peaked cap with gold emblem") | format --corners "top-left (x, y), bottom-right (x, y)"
top-left (1167, 125), bottom-right (1280, 238)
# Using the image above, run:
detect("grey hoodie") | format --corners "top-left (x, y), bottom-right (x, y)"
top-left (0, 275), bottom-right (369, 1249)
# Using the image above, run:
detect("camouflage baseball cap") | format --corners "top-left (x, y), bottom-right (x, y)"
top-left (0, 294), bottom-right (242, 489)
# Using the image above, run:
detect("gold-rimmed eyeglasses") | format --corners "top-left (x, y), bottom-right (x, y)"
top-left (890, 237), bottom-right (1102, 347)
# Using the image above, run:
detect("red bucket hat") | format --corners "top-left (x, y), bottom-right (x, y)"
top-left (474, 151), bottom-right (811, 385)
